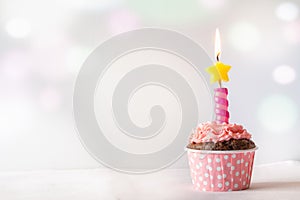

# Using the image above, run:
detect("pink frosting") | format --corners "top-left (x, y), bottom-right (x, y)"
top-left (190, 121), bottom-right (252, 143)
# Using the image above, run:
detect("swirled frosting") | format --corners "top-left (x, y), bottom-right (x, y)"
top-left (190, 121), bottom-right (252, 143)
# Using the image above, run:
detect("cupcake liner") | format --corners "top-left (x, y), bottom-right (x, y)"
top-left (186, 147), bottom-right (257, 192)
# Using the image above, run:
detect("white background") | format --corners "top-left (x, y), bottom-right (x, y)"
top-left (0, 0), bottom-right (299, 171)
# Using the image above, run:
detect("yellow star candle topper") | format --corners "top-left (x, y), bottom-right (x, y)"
top-left (206, 28), bottom-right (231, 87)
top-left (206, 62), bottom-right (231, 84)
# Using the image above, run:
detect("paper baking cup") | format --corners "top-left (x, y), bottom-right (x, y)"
top-left (186, 147), bottom-right (258, 192)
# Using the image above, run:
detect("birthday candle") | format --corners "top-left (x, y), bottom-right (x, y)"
top-left (214, 88), bottom-right (229, 124)
top-left (206, 28), bottom-right (231, 124)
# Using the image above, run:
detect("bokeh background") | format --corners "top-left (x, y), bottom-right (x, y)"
top-left (0, 0), bottom-right (299, 171)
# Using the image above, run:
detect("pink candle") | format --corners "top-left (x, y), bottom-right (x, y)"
top-left (214, 88), bottom-right (229, 124)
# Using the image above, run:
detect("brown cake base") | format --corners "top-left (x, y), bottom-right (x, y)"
top-left (187, 138), bottom-right (256, 151)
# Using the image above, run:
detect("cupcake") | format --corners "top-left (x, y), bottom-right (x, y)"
top-left (186, 29), bottom-right (257, 192)
top-left (186, 121), bottom-right (257, 192)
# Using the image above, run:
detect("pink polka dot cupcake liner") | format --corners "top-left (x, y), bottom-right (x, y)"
top-left (186, 148), bottom-right (258, 192)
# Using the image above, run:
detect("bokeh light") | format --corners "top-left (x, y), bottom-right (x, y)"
top-left (283, 21), bottom-right (300, 44)
top-left (275, 2), bottom-right (299, 22)
top-left (228, 22), bottom-right (261, 51)
top-left (5, 18), bottom-right (31, 38)
top-left (0, 51), bottom-right (31, 83)
top-left (39, 87), bottom-right (62, 112)
top-left (272, 65), bottom-right (296, 85)
top-left (30, 32), bottom-right (70, 81)
top-left (258, 94), bottom-right (298, 133)
top-left (108, 9), bottom-right (140, 35)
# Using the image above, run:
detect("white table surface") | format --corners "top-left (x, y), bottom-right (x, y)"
top-left (1, 161), bottom-right (300, 200)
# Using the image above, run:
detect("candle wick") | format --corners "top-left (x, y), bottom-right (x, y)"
top-left (216, 53), bottom-right (221, 88)
top-left (216, 52), bottom-right (220, 62)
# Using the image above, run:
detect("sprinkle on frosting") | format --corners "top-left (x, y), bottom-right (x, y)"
top-left (190, 121), bottom-right (252, 143)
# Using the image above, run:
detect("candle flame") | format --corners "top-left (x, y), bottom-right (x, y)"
top-left (215, 28), bottom-right (221, 61)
